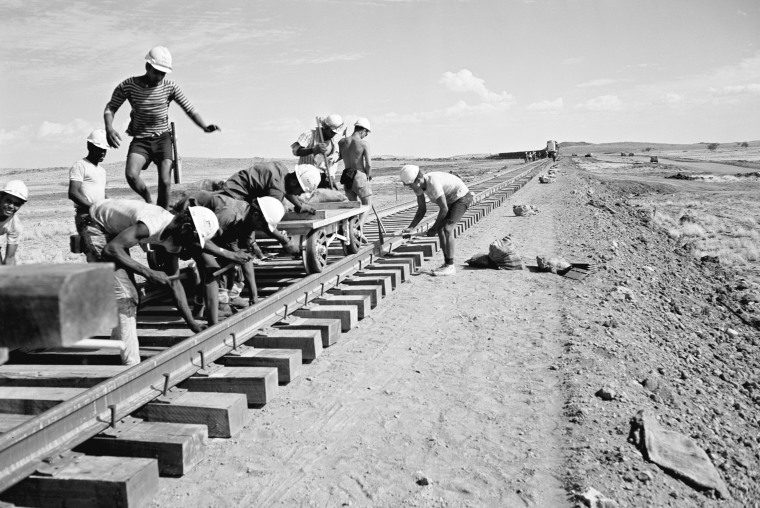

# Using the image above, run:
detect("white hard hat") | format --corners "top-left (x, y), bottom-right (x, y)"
top-left (322, 114), bottom-right (344, 133)
top-left (87, 129), bottom-right (109, 150)
top-left (294, 164), bottom-right (320, 193)
top-left (2, 180), bottom-right (28, 202)
top-left (256, 196), bottom-right (285, 233)
top-left (399, 165), bottom-right (420, 185)
top-left (145, 46), bottom-right (173, 73)
top-left (354, 117), bottom-right (371, 132)
top-left (188, 206), bottom-right (219, 248)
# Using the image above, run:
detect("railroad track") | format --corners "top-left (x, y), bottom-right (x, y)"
top-left (0, 160), bottom-right (548, 507)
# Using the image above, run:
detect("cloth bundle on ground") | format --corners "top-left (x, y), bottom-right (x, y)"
top-left (465, 235), bottom-right (523, 270)
top-left (536, 255), bottom-right (571, 274)
top-left (305, 189), bottom-right (348, 203)
top-left (539, 175), bottom-right (556, 184)
top-left (513, 204), bottom-right (539, 216)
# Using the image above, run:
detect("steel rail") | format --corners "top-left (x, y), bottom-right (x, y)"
top-left (0, 161), bottom-right (546, 492)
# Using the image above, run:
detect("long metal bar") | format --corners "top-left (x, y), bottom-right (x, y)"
top-left (0, 162), bottom-right (544, 492)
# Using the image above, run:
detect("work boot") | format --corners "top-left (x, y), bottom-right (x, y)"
top-left (217, 303), bottom-right (234, 318)
top-left (229, 297), bottom-right (250, 309)
top-left (432, 264), bottom-right (456, 276)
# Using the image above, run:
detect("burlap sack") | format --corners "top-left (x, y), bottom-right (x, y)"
top-left (488, 236), bottom-right (523, 270)
top-left (305, 189), bottom-right (348, 203)
top-left (536, 255), bottom-right (571, 274)
top-left (465, 253), bottom-right (495, 269)
top-left (513, 204), bottom-right (538, 216)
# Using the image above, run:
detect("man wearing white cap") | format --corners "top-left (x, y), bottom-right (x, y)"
top-left (174, 194), bottom-right (286, 315)
top-left (399, 165), bottom-right (473, 277)
top-left (84, 199), bottom-right (219, 364)
top-left (69, 130), bottom-right (109, 260)
top-left (0, 180), bottom-right (28, 265)
top-left (104, 46), bottom-right (220, 209)
top-left (338, 117), bottom-right (373, 236)
top-left (291, 114), bottom-right (344, 190)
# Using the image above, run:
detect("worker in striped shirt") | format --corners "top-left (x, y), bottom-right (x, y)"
top-left (104, 46), bottom-right (220, 209)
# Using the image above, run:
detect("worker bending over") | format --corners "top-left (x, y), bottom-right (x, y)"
top-left (399, 165), bottom-right (473, 277)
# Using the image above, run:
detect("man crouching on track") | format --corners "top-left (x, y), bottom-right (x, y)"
top-left (173, 193), bottom-right (286, 317)
top-left (399, 165), bottom-right (473, 277)
top-left (83, 199), bottom-right (220, 365)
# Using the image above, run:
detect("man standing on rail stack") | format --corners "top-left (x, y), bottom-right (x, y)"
top-left (338, 117), bottom-right (372, 238)
top-left (68, 130), bottom-right (109, 260)
top-left (291, 114), bottom-right (344, 190)
top-left (104, 46), bottom-right (221, 209)
top-left (83, 199), bottom-right (220, 365)
top-left (0, 180), bottom-right (28, 265)
top-left (399, 165), bottom-right (473, 277)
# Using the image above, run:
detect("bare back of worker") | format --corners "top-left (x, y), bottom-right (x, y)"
top-left (340, 134), bottom-right (371, 176)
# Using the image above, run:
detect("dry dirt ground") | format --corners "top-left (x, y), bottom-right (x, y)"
top-left (148, 156), bottom-right (759, 507)
top-left (2, 151), bottom-right (758, 507)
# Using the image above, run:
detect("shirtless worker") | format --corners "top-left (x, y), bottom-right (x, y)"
top-left (338, 117), bottom-right (372, 235)
top-left (104, 46), bottom-right (220, 209)
top-left (68, 130), bottom-right (109, 260)
top-left (291, 114), bottom-right (344, 190)
top-left (173, 193), bottom-right (286, 317)
top-left (84, 199), bottom-right (219, 364)
top-left (399, 165), bottom-right (473, 277)
top-left (0, 180), bottom-right (28, 265)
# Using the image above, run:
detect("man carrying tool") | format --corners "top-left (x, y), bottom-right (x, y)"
top-left (104, 46), bottom-right (220, 209)
top-left (338, 117), bottom-right (372, 239)
top-left (291, 114), bottom-right (343, 190)
top-left (68, 130), bottom-right (109, 260)
top-left (84, 199), bottom-right (221, 364)
top-left (173, 193), bottom-right (286, 316)
top-left (399, 165), bottom-right (473, 277)
top-left (0, 180), bottom-right (28, 265)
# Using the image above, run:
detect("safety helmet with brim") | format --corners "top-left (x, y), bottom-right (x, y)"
top-left (1, 180), bottom-right (28, 202)
top-left (87, 129), bottom-right (109, 150)
top-left (294, 164), bottom-right (320, 193)
top-left (145, 46), bottom-right (173, 73)
top-left (399, 165), bottom-right (420, 185)
top-left (257, 196), bottom-right (285, 233)
top-left (188, 206), bottom-right (219, 249)
top-left (322, 114), bottom-right (344, 134)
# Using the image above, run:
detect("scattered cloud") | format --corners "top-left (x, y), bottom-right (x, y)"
top-left (526, 98), bottom-right (564, 111)
top-left (664, 92), bottom-right (684, 104)
top-left (708, 83), bottom-right (760, 95)
top-left (737, 10), bottom-right (747, 16)
top-left (440, 69), bottom-right (514, 104)
top-left (577, 78), bottom-right (617, 88)
top-left (574, 95), bottom-right (623, 112)
top-left (562, 57), bottom-right (583, 65)
top-left (0, 119), bottom-right (97, 147)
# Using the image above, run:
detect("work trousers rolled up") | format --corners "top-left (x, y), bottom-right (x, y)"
top-left (111, 298), bottom-right (141, 366)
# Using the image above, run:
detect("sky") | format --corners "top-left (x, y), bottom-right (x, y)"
top-left (1, 0), bottom-right (759, 168)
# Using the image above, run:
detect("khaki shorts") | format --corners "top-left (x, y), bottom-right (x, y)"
top-left (82, 221), bottom-right (140, 304)
top-left (344, 171), bottom-right (372, 201)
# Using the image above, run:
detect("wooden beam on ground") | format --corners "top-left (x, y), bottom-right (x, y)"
top-left (313, 294), bottom-right (371, 319)
top-left (249, 329), bottom-right (322, 361)
top-left (273, 318), bottom-right (341, 347)
top-left (366, 262), bottom-right (411, 282)
top-left (386, 251), bottom-right (424, 268)
top-left (342, 274), bottom-right (392, 297)
top-left (133, 391), bottom-right (249, 439)
top-left (0, 365), bottom-right (127, 388)
top-left (75, 421), bottom-right (207, 477)
top-left (292, 305), bottom-right (357, 332)
top-left (218, 347), bottom-right (302, 384)
top-left (0, 264), bottom-right (117, 349)
top-left (180, 366), bottom-right (278, 407)
top-left (0, 386), bottom-right (85, 415)
top-left (329, 285), bottom-right (381, 309)
top-left (0, 455), bottom-right (158, 508)
top-left (376, 257), bottom-right (416, 274)
top-left (357, 268), bottom-right (402, 289)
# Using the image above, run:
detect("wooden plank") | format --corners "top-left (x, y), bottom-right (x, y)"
top-left (0, 455), bottom-right (158, 508)
top-left (219, 347), bottom-right (302, 384)
top-left (75, 421), bottom-right (207, 477)
top-left (181, 366), bottom-right (278, 407)
top-left (376, 257), bottom-right (416, 275)
top-left (0, 414), bottom-right (33, 433)
top-left (273, 318), bottom-right (341, 347)
top-left (8, 348), bottom-right (124, 365)
top-left (249, 330), bottom-right (322, 361)
top-left (0, 348), bottom-right (7, 366)
top-left (133, 391), bottom-right (249, 438)
top-left (358, 268), bottom-right (402, 288)
top-left (310, 201), bottom-right (361, 209)
top-left (0, 387), bottom-right (85, 415)
top-left (313, 294), bottom-right (371, 320)
top-left (0, 264), bottom-right (117, 349)
top-left (343, 275), bottom-right (392, 297)
top-left (0, 365), bottom-right (127, 388)
top-left (277, 206), bottom-right (367, 233)
top-left (293, 305), bottom-right (357, 333)
top-left (386, 251), bottom-right (424, 269)
top-left (392, 243), bottom-right (435, 258)
top-left (329, 285), bottom-right (381, 308)
top-left (283, 210), bottom-right (328, 220)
